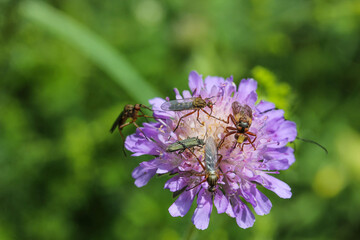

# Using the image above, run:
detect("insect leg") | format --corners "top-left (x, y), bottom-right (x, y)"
top-left (187, 178), bottom-right (207, 191)
top-left (118, 121), bottom-right (132, 130)
top-left (117, 122), bottom-right (135, 156)
top-left (195, 109), bottom-right (204, 126)
top-left (186, 147), bottom-right (206, 171)
top-left (229, 114), bottom-right (238, 126)
top-left (216, 154), bottom-right (223, 166)
top-left (246, 132), bottom-right (257, 150)
top-left (200, 108), bottom-right (223, 123)
top-left (117, 129), bottom-right (127, 156)
top-left (138, 109), bottom-right (150, 122)
top-left (240, 136), bottom-right (256, 151)
top-left (132, 121), bottom-right (151, 141)
top-left (215, 113), bottom-right (232, 124)
top-left (173, 109), bottom-right (197, 132)
top-left (217, 130), bottom-right (237, 149)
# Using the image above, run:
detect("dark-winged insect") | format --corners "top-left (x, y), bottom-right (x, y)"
top-left (110, 104), bottom-right (154, 154)
top-left (217, 101), bottom-right (257, 151)
top-left (160, 96), bottom-right (215, 132)
top-left (166, 137), bottom-right (205, 153)
top-left (188, 137), bottom-right (223, 192)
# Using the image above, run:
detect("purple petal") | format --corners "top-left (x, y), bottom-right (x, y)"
top-left (192, 189), bottom-right (213, 230)
top-left (256, 100), bottom-right (275, 113)
top-left (204, 76), bottom-right (224, 95)
top-left (224, 76), bottom-right (236, 95)
top-left (235, 202), bottom-right (255, 229)
top-left (188, 71), bottom-right (204, 96)
top-left (249, 185), bottom-right (272, 215)
top-left (230, 196), bottom-right (255, 228)
top-left (258, 173), bottom-right (292, 199)
top-left (265, 119), bottom-right (297, 147)
top-left (155, 155), bottom-right (183, 174)
top-left (125, 132), bottom-right (159, 157)
top-left (245, 91), bottom-right (257, 106)
top-left (173, 88), bottom-right (183, 100)
top-left (164, 175), bottom-right (188, 192)
top-left (169, 188), bottom-right (197, 217)
top-left (275, 121), bottom-right (297, 143)
top-left (239, 183), bottom-right (256, 207)
top-left (263, 158), bottom-right (290, 171)
top-left (214, 190), bottom-right (229, 214)
top-left (264, 147), bottom-right (295, 170)
top-left (132, 160), bottom-right (157, 187)
top-left (226, 201), bottom-right (235, 218)
top-left (182, 90), bottom-right (192, 98)
top-left (236, 79), bottom-right (258, 105)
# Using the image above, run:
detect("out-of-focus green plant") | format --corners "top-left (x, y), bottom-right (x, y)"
top-left (20, 1), bottom-right (161, 102)
top-left (252, 65), bottom-right (293, 114)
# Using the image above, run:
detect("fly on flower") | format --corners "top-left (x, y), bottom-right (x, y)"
top-left (160, 96), bottom-right (216, 132)
top-left (218, 101), bottom-right (257, 151)
top-left (126, 71), bottom-right (297, 230)
top-left (187, 137), bottom-right (223, 192)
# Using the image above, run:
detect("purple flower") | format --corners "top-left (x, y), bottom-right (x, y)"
top-left (125, 71), bottom-right (297, 230)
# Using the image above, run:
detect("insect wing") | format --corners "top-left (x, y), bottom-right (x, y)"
top-left (160, 98), bottom-right (195, 111)
top-left (239, 104), bottom-right (253, 118)
top-left (204, 137), bottom-right (217, 172)
top-left (110, 111), bottom-right (125, 133)
top-left (231, 101), bottom-right (242, 115)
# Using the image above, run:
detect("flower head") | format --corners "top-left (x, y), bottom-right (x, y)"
top-left (125, 71), bottom-right (297, 230)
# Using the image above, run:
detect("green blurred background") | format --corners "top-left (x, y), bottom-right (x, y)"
top-left (1, 0), bottom-right (360, 239)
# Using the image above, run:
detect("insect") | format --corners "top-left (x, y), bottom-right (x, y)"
top-left (110, 104), bottom-right (154, 154)
top-left (166, 137), bottom-right (205, 153)
top-left (188, 137), bottom-right (223, 192)
top-left (217, 101), bottom-right (257, 151)
top-left (160, 96), bottom-right (215, 132)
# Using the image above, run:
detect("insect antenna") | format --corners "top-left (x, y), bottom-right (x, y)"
top-left (140, 104), bottom-right (153, 111)
top-left (296, 136), bottom-right (328, 154)
top-left (258, 107), bottom-right (279, 114)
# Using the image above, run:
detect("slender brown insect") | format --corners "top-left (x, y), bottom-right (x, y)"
top-left (217, 101), bottom-right (257, 151)
top-left (187, 137), bottom-right (223, 192)
top-left (160, 96), bottom-right (216, 132)
top-left (110, 104), bottom-right (154, 154)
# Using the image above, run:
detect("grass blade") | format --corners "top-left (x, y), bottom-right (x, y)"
top-left (20, 1), bottom-right (162, 103)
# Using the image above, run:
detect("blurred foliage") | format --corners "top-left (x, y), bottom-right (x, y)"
top-left (1, 0), bottom-right (360, 239)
